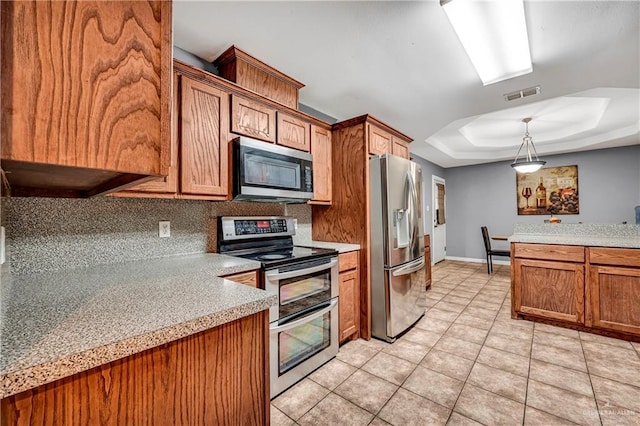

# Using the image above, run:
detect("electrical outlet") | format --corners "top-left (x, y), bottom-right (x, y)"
top-left (159, 221), bottom-right (170, 238)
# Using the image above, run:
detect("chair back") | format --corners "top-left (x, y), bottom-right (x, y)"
top-left (481, 226), bottom-right (492, 253)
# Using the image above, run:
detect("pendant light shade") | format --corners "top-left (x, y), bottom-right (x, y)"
top-left (511, 118), bottom-right (546, 173)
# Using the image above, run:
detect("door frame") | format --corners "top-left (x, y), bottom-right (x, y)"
top-left (432, 175), bottom-right (446, 264)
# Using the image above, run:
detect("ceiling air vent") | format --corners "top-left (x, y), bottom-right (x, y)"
top-left (504, 86), bottom-right (541, 102)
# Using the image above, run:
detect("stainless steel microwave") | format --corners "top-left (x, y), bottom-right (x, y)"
top-left (232, 136), bottom-right (314, 203)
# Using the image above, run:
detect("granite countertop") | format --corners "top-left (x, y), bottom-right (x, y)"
top-left (293, 224), bottom-right (361, 253)
top-left (509, 223), bottom-right (640, 248)
top-left (0, 253), bottom-right (275, 399)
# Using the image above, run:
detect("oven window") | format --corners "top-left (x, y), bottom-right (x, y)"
top-left (279, 269), bottom-right (331, 318)
top-left (278, 311), bottom-right (331, 376)
top-left (245, 154), bottom-right (300, 189)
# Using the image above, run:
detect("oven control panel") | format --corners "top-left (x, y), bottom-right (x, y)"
top-left (235, 219), bottom-right (287, 235)
top-left (220, 216), bottom-right (296, 240)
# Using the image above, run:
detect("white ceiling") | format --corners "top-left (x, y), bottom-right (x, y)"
top-left (173, 0), bottom-right (640, 168)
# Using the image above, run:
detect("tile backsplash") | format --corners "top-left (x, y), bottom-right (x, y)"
top-left (3, 197), bottom-right (311, 275)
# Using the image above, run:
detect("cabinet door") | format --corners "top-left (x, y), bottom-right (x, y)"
top-left (339, 270), bottom-right (359, 343)
top-left (180, 77), bottom-right (230, 197)
top-left (424, 235), bottom-right (432, 289)
top-left (277, 112), bottom-right (310, 152)
top-left (1, 1), bottom-right (170, 175)
top-left (392, 138), bottom-right (410, 159)
top-left (367, 125), bottom-right (392, 155)
top-left (513, 258), bottom-right (584, 323)
top-left (588, 265), bottom-right (640, 335)
top-left (230, 94), bottom-right (276, 143)
top-left (309, 125), bottom-right (332, 204)
top-left (122, 71), bottom-right (180, 195)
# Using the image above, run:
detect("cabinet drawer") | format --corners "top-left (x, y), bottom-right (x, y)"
top-left (589, 247), bottom-right (640, 268)
top-left (221, 270), bottom-right (259, 287)
top-left (513, 243), bottom-right (584, 263)
top-left (230, 94), bottom-right (276, 143)
top-left (339, 251), bottom-right (359, 272)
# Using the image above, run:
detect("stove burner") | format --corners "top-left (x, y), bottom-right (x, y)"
top-left (259, 254), bottom-right (289, 261)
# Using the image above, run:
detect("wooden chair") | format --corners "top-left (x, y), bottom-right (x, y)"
top-left (481, 226), bottom-right (510, 274)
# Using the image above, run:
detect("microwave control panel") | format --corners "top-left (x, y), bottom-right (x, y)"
top-left (221, 216), bottom-right (295, 240)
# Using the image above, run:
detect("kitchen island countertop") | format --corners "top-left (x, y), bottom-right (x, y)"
top-left (0, 253), bottom-right (275, 399)
top-left (509, 223), bottom-right (640, 248)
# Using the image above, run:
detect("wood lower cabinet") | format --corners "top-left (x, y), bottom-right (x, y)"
top-left (512, 243), bottom-right (640, 341)
top-left (230, 94), bottom-right (276, 143)
top-left (587, 247), bottom-right (640, 335)
top-left (512, 258), bottom-right (584, 323)
top-left (424, 235), bottom-right (432, 290)
top-left (339, 251), bottom-right (360, 343)
top-left (0, 311), bottom-right (269, 426)
top-left (1, 0), bottom-right (173, 197)
top-left (309, 125), bottom-right (332, 204)
top-left (221, 270), bottom-right (259, 288)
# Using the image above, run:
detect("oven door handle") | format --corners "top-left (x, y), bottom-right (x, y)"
top-left (270, 298), bottom-right (338, 333)
top-left (266, 259), bottom-right (338, 281)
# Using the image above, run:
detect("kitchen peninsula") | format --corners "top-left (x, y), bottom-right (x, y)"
top-left (510, 223), bottom-right (640, 342)
top-left (0, 254), bottom-right (276, 425)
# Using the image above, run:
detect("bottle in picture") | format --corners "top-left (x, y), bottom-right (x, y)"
top-left (536, 177), bottom-right (547, 208)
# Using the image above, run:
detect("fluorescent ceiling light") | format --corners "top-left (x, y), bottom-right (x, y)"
top-left (441, 0), bottom-right (532, 85)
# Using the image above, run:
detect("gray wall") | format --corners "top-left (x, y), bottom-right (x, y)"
top-left (411, 155), bottom-right (446, 233)
top-left (443, 145), bottom-right (640, 260)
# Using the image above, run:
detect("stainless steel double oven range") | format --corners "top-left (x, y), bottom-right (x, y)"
top-left (218, 216), bottom-right (339, 398)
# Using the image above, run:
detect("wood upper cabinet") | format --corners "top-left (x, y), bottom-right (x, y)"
top-left (392, 139), bottom-right (410, 159)
top-left (1, 0), bottom-right (172, 197)
top-left (367, 125), bottom-right (392, 155)
top-left (277, 112), bottom-right (311, 152)
top-left (587, 247), bottom-right (640, 334)
top-left (230, 94), bottom-right (276, 143)
top-left (309, 125), bottom-right (332, 204)
top-left (124, 71), bottom-right (180, 195)
top-left (339, 251), bottom-right (360, 343)
top-left (181, 77), bottom-right (230, 197)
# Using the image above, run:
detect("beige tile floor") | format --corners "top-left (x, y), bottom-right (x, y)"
top-left (271, 260), bottom-right (640, 426)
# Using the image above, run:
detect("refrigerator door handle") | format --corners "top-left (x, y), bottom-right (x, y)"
top-left (392, 257), bottom-right (425, 277)
top-left (407, 172), bottom-right (419, 249)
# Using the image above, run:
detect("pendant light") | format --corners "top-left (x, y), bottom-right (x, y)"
top-left (511, 117), bottom-right (546, 173)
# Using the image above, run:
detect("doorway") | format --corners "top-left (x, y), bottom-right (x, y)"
top-left (432, 175), bottom-right (446, 264)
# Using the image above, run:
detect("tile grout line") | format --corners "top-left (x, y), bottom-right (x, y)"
top-left (578, 331), bottom-right (605, 426)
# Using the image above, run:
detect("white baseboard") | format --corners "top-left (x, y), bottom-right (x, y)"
top-left (444, 256), bottom-right (511, 266)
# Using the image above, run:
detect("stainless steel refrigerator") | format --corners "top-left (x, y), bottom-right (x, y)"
top-left (370, 154), bottom-right (427, 342)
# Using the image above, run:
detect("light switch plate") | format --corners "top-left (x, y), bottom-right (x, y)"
top-left (159, 221), bottom-right (170, 238)
top-left (0, 226), bottom-right (5, 264)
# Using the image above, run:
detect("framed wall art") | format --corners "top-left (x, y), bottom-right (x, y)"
top-left (516, 165), bottom-right (579, 215)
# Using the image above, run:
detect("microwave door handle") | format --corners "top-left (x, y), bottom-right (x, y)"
top-left (266, 259), bottom-right (338, 281)
top-left (269, 299), bottom-right (338, 333)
